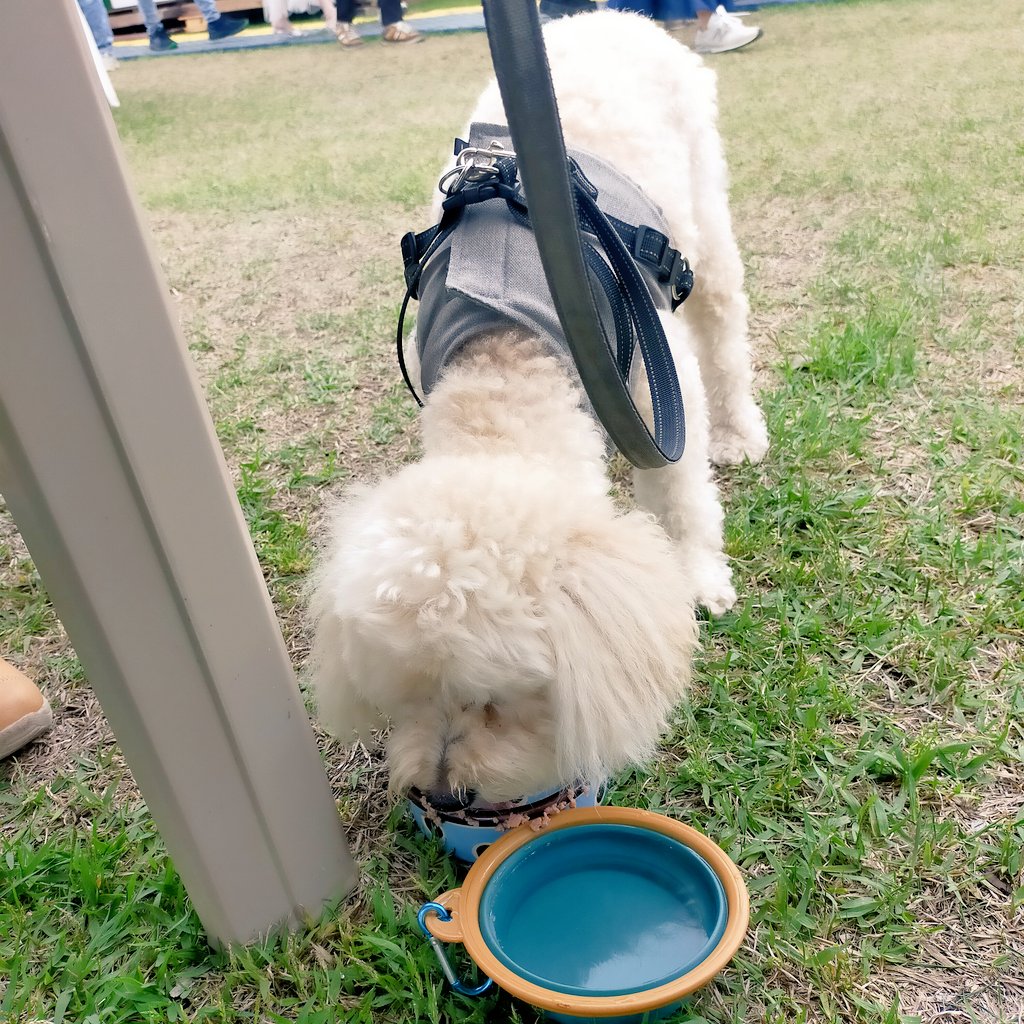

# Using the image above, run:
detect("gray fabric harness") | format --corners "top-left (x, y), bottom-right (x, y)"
top-left (414, 123), bottom-right (678, 398)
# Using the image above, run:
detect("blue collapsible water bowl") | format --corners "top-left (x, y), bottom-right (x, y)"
top-left (418, 806), bottom-right (749, 1022)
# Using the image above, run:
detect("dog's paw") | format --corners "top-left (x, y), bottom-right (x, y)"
top-left (689, 556), bottom-right (737, 616)
top-left (697, 580), bottom-right (738, 616)
top-left (709, 413), bottom-right (769, 467)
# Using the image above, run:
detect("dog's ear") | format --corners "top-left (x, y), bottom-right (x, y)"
top-left (306, 471), bottom-right (561, 738)
top-left (543, 510), bottom-right (698, 785)
top-left (307, 498), bottom-right (388, 741)
top-left (309, 612), bottom-right (385, 741)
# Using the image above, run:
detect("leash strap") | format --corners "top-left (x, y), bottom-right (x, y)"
top-left (479, 0), bottom-right (684, 467)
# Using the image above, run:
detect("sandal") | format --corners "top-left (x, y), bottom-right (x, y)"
top-left (382, 20), bottom-right (424, 43)
top-left (335, 22), bottom-right (363, 45)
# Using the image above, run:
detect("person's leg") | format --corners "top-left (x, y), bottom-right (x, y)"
top-left (194, 0), bottom-right (224, 23)
top-left (78, 0), bottom-right (115, 54)
top-left (268, 0), bottom-right (296, 34)
top-left (379, 0), bottom-right (423, 42)
top-left (321, 0), bottom-right (337, 32)
top-left (136, 0), bottom-right (162, 35)
top-left (333, 0), bottom-right (363, 43)
top-left (377, 0), bottom-right (404, 25)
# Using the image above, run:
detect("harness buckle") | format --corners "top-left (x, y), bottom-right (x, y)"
top-left (633, 225), bottom-right (670, 274)
top-left (633, 226), bottom-right (693, 307)
top-left (670, 254), bottom-right (694, 307)
top-left (440, 182), bottom-right (503, 213)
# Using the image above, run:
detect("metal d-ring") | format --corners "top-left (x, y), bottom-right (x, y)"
top-left (417, 902), bottom-right (494, 997)
top-left (437, 164), bottom-right (469, 196)
top-left (438, 141), bottom-right (517, 196)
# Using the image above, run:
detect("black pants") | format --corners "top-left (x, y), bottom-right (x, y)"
top-left (335, 0), bottom-right (403, 25)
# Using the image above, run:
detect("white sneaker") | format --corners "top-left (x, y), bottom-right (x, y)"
top-left (694, 5), bottom-right (762, 53)
top-left (102, 51), bottom-right (119, 71)
top-left (272, 19), bottom-right (304, 36)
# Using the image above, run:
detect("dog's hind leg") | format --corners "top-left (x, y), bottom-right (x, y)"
top-left (677, 121), bottom-right (769, 467)
top-left (631, 316), bottom-right (736, 615)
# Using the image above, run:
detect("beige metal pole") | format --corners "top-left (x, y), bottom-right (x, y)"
top-left (0, 0), bottom-right (356, 945)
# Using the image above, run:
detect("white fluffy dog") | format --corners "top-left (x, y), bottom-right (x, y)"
top-left (309, 11), bottom-right (767, 806)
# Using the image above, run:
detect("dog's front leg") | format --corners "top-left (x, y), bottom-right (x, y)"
top-left (681, 279), bottom-right (769, 469)
top-left (631, 316), bottom-right (736, 615)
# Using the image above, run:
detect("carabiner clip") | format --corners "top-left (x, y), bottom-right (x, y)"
top-left (417, 903), bottom-right (494, 997)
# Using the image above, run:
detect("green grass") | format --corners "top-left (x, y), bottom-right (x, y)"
top-left (3, 0), bottom-right (1023, 1020)
top-left (408, 0), bottom-right (481, 13)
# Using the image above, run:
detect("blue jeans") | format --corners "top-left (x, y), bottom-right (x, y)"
top-left (78, 0), bottom-right (222, 50)
top-left (137, 0), bottom-right (222, 33)
top-left (608, 0), bottom-right (719, 16)
top-left (77, 0), bottom-right (114, 54)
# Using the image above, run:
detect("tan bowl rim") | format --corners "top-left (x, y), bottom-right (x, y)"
top-left (425, 805), bottom-right (749, 1016)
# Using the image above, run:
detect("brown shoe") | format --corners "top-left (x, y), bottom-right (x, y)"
top-left (0, 658), bottom-right (53, 759)
top-left (335, 21), bottom-right (363, 45)
top-left (382, 20), bottom-right (424, 43)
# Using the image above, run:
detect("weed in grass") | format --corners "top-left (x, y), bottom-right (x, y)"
top-left (43, 652), bottom-right (86, 685)
top-left (296, 311), bottom-right (349, 336)
top-left (368, 386), bottom-right (418, 447)
top-left (302, 358), bottom-right (354, 405)
top-left (0, 560), bottom-right (57, 653)
top-left (287, 451), bottom-right (348, 491)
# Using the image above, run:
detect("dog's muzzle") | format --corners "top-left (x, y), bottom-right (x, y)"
top-left (424, 789), bottom-right (478, 813)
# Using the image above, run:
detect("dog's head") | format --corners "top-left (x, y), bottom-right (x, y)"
top-left (309, 455), bottom-right (697, 803)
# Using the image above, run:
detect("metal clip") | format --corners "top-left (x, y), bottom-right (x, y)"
top-left (416, 903), bottom-right (494, 997)
top-left (438, 140), bottom-right (516, 196)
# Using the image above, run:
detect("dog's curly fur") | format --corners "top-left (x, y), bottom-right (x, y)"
top-left (309, 11), bottom-right (767, 802)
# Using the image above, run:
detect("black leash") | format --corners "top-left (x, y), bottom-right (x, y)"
top-left (479, 0), bottom-right (686, 468)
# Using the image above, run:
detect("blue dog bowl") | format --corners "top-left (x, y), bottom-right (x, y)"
top-left (418, 806), bottom-right (749, 1021)
top-left (408, 780), bottom-right (602, 863)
